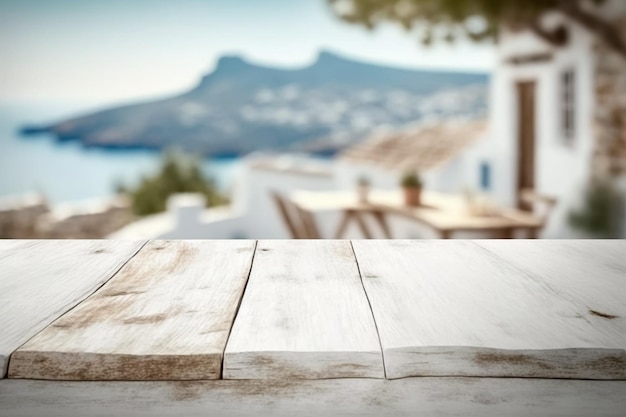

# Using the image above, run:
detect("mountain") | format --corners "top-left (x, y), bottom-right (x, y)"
top-left (21, 51), bottom-right (489, 156)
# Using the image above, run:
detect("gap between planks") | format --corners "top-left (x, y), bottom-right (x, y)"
top-left (220, 240), bottom-right (259, 379)
top-left (349, 240), bottom-right (387, 380)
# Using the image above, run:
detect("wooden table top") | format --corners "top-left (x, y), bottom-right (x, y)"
top-left (1, 239), bottom-right (625, 416)
top-left (2, 239), bottom-right (625, 381)
top-left (291, 189), bottom-right (543, 232)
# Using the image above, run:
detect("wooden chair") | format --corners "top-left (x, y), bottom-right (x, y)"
top-left (333, 208), bottom-right (392, 239)
top-left (270, 191), bottom-right (322, 239)
top-left (519, 188), bottom-right (557, 238)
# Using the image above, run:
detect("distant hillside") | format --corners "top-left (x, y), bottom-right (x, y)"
top-left (22, 51), bottom-right (489, 156)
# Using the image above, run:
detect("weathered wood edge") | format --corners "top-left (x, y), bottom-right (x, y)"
top-left (223, 351), bottom-right (383, 380)
top-left (8, 352), bottom-right (222, 381)
top-left (384, 346), bottom-right (626, 380)
top-left (2, 377), bottom-right (626, 417)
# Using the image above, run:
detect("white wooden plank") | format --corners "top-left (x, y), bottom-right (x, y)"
top-left (223, 240), bottom-right (383, 379)
top-left (2, 378), bottom-right (626, 417)
top-left (352, 240), bottom-right (626, 380)
top-left (0, 240), bottom-right (145, 377)
top-left (8, 240), bottom-right (256, 381)
top-left (475, 240), bottom-right (626, 332)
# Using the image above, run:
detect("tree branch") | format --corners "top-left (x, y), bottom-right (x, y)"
top-left (557, 0), bottom-right (626, 59)
top-left (528, 20), bottom-right (568, 47)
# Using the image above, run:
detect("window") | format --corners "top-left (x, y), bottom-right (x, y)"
top-left (561, 69), bottom-right (576, 144)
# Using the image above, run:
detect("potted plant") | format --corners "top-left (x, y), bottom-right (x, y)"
top-left (400, 171), bottom-right (423, 206)
top-left (568, 179), bottom-right (624, 238)
top-left (356, 175), bottom-right (371, 204)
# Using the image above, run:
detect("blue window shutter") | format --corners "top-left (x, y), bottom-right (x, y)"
top-left (480, 162), bottom-right (491, 191)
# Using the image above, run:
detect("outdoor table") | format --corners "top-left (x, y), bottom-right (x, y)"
top-left (291, 189), bottom-right (544, 238)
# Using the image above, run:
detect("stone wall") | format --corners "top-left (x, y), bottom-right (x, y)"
top-left (38, 198), bottom-right (135, 239)
top-left (589, 7), bottom-right (626, 237)
top-left (0, 194), bottom-right (135, 239)
top-left (0, 194), bottom-right (49, 238)
top-left (592, 15), bottom-right (626, 179)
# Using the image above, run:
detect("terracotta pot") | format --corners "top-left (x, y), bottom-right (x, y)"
top-left (403, 186), bottom-right (422, 207)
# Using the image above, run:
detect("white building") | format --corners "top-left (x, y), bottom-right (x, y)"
top-left (484, 2), bottom-right (626, 238)
top-left (112, 2), bottom-right (626, 240)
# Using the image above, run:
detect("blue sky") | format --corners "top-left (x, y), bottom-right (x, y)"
top-left (0, 0), bottom-right (495, 104)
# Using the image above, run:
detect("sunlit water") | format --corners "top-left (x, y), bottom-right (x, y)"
top-left (0, 101), bottom-right (241, 204)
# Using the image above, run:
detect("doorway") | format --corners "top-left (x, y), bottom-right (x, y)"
top-left (516, 81), bottom-right (536, 210)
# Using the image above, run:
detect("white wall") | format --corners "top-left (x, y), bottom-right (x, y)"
top-left (146, 156), bottom-right (337, 239)
top-left (489, 14), bottom-right (596, 237)
top-left (158, 209), bottom-right (243, 239)
top-left (236, 163), bottom-right (336, 238)
top-left (333, 161), bottom-right (399, 191)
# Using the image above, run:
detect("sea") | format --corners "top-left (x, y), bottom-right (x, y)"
top-left (0, 101), bottom-right (242, 205)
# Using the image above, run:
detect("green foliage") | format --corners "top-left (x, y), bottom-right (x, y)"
top-left (327, 0), bottom-right (608, 46)
top-left (400, 171), bottom-right (423, 188)
top-left (568, 180), bottom-right (624, 238)
top-left (117, 151), bottom-right (228, 216)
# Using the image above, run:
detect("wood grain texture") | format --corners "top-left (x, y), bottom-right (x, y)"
top-left (8, 240), bottom-right (256, 381)
top-left (475, 240), bottom-right (626, 332)
top-left (352, 240), bottom-right (626, 380)
top-left (2, 378), bottom-right (626, 417)
top-left (223, 240), bottom-right (383, 379)
top-left (0, 240), bottom-right (145, 378)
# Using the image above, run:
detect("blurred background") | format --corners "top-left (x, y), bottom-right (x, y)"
top-left (1, 0), bottom-right (625, 239)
